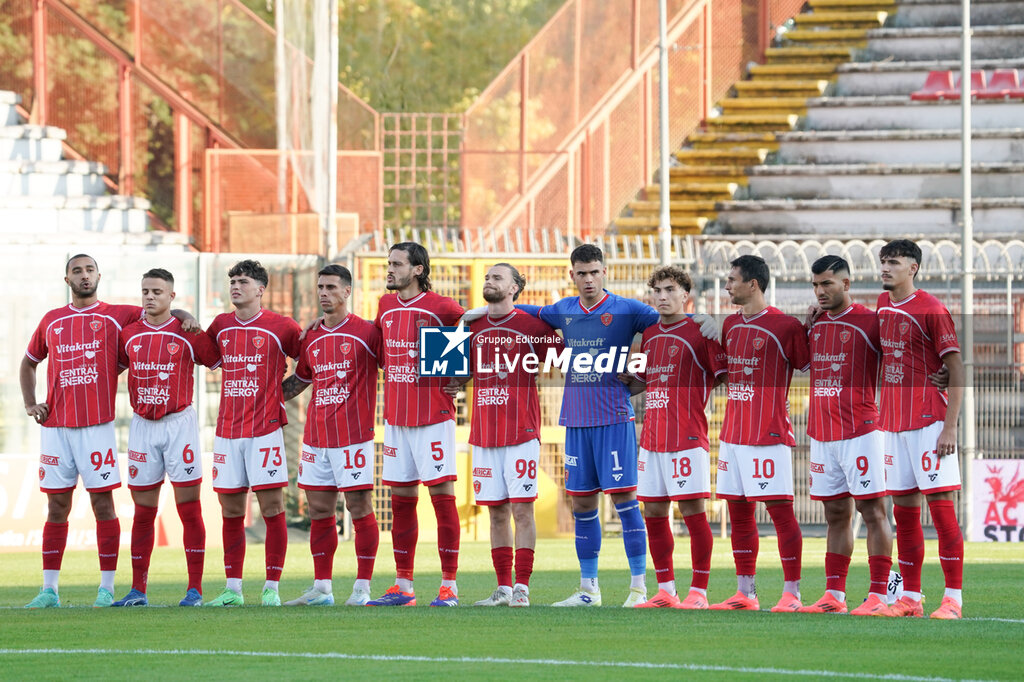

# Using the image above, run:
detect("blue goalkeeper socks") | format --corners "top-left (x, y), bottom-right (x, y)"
top-left (615, 500), bottom-right (647, 577)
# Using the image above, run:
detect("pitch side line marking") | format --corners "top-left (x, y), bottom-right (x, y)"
top-left (0, 648), bottom-right (995, 681)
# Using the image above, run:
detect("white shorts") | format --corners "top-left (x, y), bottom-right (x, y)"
top-left (298, 439), bottom-right (375, 492)
top-left (884, 422), bottom-right (962, 495)
top-left (39, 423), bottom-right (120, 493)
top-left (472, 439), bottom-right (540, 505)
top-left (382, 420), bottom-right (456, 487)
top-left (638, 447), bottom-right (711, 502)
top-left (212, 429), bottom-right (289, 493)
top-left (126, 407), bottom-right (203, 490)
top-left (715, 442), bottom-right (794, 502)
top-left (809, 431), bottom-right (886, 501)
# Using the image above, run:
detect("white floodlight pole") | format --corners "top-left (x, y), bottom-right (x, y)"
top-left (960, 0), bottom-right (977, 534)
top-left (658, 0), bottom-right (671, 266)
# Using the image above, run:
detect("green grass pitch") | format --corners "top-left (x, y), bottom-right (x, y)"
top-left (2, 538), bottom-right (1021, 680)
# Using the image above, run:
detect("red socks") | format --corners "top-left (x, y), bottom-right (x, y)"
top-left (353, 512), bottom-right (379, 582)
top-left (222, 515), bottom-right (246, 579)
top-left (310, 515), bottom-right (339, 581)
top-left (868, 554), bottom-right (892, 597)
top-left (824, 551), bottom-right (850, 594)
top-left (767, 503), bottom-right (802, 582)
top-left (96, 518), bottom-right (120, 572)
top-left (928, 499), bottom-right (964, 590)
top-left (263, 512), bottom-right (287, 582)
top-left (727, 501), bottom-right (759, 575)
top-left (644, 515), bottom-right (675, 584)
top-left (431, 494), bottom-right (460, 581)
top-left (176, 500), bottom-right (205, 593)
top-left (893, 504), bottom-right (924, 594)
top-left (514, 547), bottom-right (534, 587)
top-left (130, 505), bottom-right (158, 592)
top-left (684, 512), bottom-right (713, 590)
top-left (492, 546), bottom-right (514, 587)
top-left (391, 494), bottom-right (419, 581)
top-left (42, 521), bottom-right (69, 571)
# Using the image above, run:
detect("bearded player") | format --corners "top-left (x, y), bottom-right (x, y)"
top-left (367, 243), bottom-right (465, 607)
top-left (113, 268), bottom-right (220, 607)
top-left (281, 264), bottom-right (382, 607)
top-left (798, 256), bottom-right (894, 616)
top-left (447, 263), bottom-right (562, 607)
top-left (204, 260), bottom-right (302, 607)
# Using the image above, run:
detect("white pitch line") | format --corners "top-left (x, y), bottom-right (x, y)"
top-left (0, 648), bottom-right (996, 681)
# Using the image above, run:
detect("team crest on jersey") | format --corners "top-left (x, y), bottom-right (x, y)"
top-left (89, 321), bottom-right (102, 332)
top-left (504, 337), bottom-right (515, 350)
top-left (128, 465), bottom-right (138, 479)
top-left (839, 330), bottom-right (852, 344)
top-left (166, 342), bottom-right (180, 355)
top-left (752, 337), bottom-right (765, 351)
top-left (473, 480), bottom-right (481, 494)
top-left (668, 345), bottom-right (679, 357)
top-left (340, 342), bottom-right (352, 355)
top-left (38, 467), bottom-right (45, 481)
top-left (252, 335), bottom-right (266, 349)
top-left (601, 313), bottom-right (613, 326)
top-left (899, 322), bottom-right (910, 336)
top-left (212, 467), bottom-right (218, 480)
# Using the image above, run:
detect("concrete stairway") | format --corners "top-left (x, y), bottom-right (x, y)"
top-left (614, 0), bottom-right (1024, 239)
top-left (0, 90), bottom-right (189, 248)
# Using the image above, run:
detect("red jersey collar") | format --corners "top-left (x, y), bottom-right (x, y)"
top-left (68, 301), bottom-right (101, 312)
top-left (826, 305), bottom-right (854, 321)
top-left (397, 291), bottom-right (426, 307)
top-left (321, 314), bottom-right (352, 332)
top-left (142, 317), bottom-right (175, 331)
top-left (234, 309), bottom-right (265, 325)
top-left (740, 308), bottom-right (769, 323)
top-left (658, 318), bottom-right (689, 333)
top-left (887, 292), bottom-right (918, 307)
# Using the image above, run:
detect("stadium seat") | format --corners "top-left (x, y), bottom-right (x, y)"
top-left (977, 68), bottom-right (1024, 99)
top-left (945, 70), bottom-right (987, 99)
top-left (910, 70), bottom-right (953, 100)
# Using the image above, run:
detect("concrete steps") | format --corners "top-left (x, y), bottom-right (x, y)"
top-left (1, 91), bottom-right (20, 126)
top-left (865, 24), bottom-right (1024, 61)
top-left (809, 0), bottom-right (896, 11)
top-left (708, 197), bottom-right (1024, 236)
top-left (743, 162), bottom-right (1024, 200)
top-left (835, 58), bottom-right (1024, 96)
top-left (0, 159), bottom-right (109, 197)
top-left (0, 126), bottom-right (67, 162)
top-left (774, 128), bottom-right (1024, 164)
top-left (804, 97), bottom-right (1024, 130)
top-left (888, 0), bottom-right (1024, 28)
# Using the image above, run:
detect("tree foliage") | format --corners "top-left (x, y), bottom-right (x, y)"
top-left (243, 0), bottom-right (565, 112)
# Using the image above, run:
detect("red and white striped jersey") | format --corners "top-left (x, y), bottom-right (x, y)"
top-left (119, 317), bottom-right (220, 420)
top-left (720, 307), bottom-right (811, 447)
top-left (206, 309), bottom-right (301, 438)
top-left (468, 309), bottom-right (563, 448)
top-left (807, 303), bottom-right (881, 442)
top-left (876, 290), bottom-right (960, 432)
top-left (26, 301), bottom-right (142, 428)
top-left (295, 314), bottom-right (382, 448)
top-left (375, 290), bottom-right (463, 427)
top-left (637, 318), bottom-right (727, 452)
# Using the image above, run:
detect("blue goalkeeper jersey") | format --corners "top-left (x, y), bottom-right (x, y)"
top-left (530, 290), bottom-right (658, 428)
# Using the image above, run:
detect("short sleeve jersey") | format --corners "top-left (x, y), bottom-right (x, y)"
top-left (26, 301), bottom-right (142, 427)
top-left (807, 304), bottom-right (881, 442)
top-left (538, 291), bottom-right (659, 427)
top-left (206, 309), bottom-right (301, 438)
top-left (468, 309), bottom-right (564, 448)
top-left (119, 317), bottom-right (221, 420)
top-left (876, 290), bottom-right (960, 432)
top-left (637, 318), bottom-right (728, 452)
top-left (295, 314), bottom-right (382, 448)
top-left (720, 307), bottom-right (811, 447)
top-left (375, 290), bottom-right (464, 427)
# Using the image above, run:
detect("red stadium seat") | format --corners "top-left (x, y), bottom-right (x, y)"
top-left (910, 70), bottom-right (954, 101)
top-left (977, 68), bottom-right (1024, 99)
top-left (945, 70), bottom-right (987, 99)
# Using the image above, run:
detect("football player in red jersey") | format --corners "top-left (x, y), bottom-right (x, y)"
top-left (113, 268), bottom-right (220, 607)
top-left (799, 256), bottom-right (893, 616)
top-left (876, 239), bottom-right (965, 620)
top-left (204, 260), bottom-right (302, 607)
top-left (281, 264), bottom-right (382, 607)
top-left (368, 243), bottom-right (465, 607)
top-left (23, 254), bottom-right (197, 609)
top-left (711, 255), bottom-right (810, 613)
